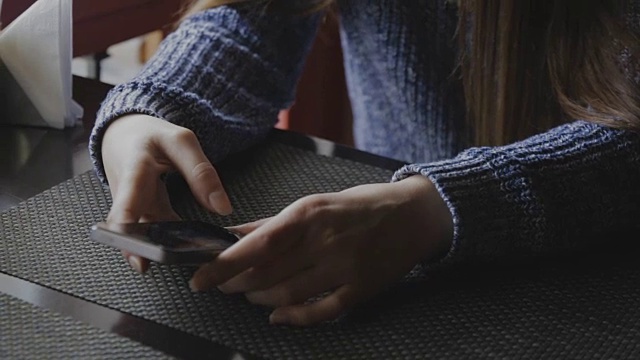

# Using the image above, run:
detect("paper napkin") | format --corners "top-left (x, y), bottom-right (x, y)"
top-left (0, 0), bottom-right (83, 129)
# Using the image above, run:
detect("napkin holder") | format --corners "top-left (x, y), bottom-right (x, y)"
top-left (0, 0), bottom-right (83, 129)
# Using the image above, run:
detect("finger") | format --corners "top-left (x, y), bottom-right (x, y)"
top-left (106, 172), bottom-right (150, 224)
top-left (147, 177), bottom-right (183, 222)
top-left (112, 177), bottom-right (180, 273)
top-left (268, 285), bottom-right (360, 326)
top-left (108, 178), bottom-right (149, 273)
top-left (160, 129), bottom-right (232, 215)
top-left (121, 251), bottom-right (149, 274)
top-left (140, 209), bottom-right (182, 223)
top-left (245, 264), bottom-right (342, 307)
top-left (190, 214), bottom-right (305, 290)
top-left (218, 245), bottom-right (312, 294)
top-left (227, 217), bottom-right (273, 236)
top-left (120, 208), bottom-right (181, 274)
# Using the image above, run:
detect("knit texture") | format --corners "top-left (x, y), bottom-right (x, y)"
top-left (90, 0), bottom-right (640, 266)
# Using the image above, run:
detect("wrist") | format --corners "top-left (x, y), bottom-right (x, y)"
top-left (103, 114), bottom-right (152, 144)
top-left (394, 175), bottom-right (454, 262)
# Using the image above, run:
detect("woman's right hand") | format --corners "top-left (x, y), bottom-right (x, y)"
top-left (102, 114), bottom-right (233, 272)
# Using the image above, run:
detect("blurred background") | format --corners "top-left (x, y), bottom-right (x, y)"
top-left (1, 0), bottom-right (354, 145)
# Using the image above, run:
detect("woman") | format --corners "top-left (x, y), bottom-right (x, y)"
top-left (90, 0), bottom-right (640, 326)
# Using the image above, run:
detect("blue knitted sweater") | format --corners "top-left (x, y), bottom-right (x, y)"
top-left (90, 1), bottom-right (640, 266)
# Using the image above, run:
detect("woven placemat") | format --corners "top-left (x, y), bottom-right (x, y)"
top-left (1, 141), bottom-right (640, 359)
top-left (0, 293), bottom-right (171, 359)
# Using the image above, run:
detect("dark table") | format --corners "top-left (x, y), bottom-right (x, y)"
top-left (0, 77), bottom-right (403, 359)
top-left (0, 77), bottom-right (108, 212)
top-left (0, 77), bottom-right (254, 358)
top-left (2, 77), bottom-right (640, 359)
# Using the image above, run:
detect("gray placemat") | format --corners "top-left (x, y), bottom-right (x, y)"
top-left (1, 141), bottom-right (640, 359)
top-left (0, 293), bottom-right (172, 359)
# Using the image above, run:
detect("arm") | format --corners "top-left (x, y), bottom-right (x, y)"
top-left (89, 4), bottom-right (322, 181)
top-left (393, 120), bottom-right (640, 265)
top-left (183, 120), bottom-right (639, 326)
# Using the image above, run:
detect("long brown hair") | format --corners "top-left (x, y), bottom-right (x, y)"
top-left (459, 0), bottom-right (640, 145)
top-left (185, 0), bottom-right (640, 146)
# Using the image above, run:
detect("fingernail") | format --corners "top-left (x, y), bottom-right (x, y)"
top-left (269, 312), bottom-right (287, 325)
top-left (127, 256), bottom-right (143, 273)
top-left (188, 278), bottom-right (200, 292)
top-left (189, 267), bottom-right (208, 291)
top-left (209, 191), bottom-right (232, 216)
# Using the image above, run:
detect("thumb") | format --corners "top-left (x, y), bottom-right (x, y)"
top-left (160, 128), bottom-right (232, 215)
top-left (227, 217), bottom-right (273, 236)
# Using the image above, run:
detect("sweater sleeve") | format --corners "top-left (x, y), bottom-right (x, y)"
top-left (393, 121), bottom-right (640, 266)
top-left (89, 4), bottom-right (322, 182)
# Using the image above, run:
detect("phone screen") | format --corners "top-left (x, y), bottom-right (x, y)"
top-left (108, 221), bottom-right (239, 252)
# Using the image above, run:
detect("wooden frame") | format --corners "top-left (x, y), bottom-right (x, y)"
top-left (1, 0), bottom-right (188, 57)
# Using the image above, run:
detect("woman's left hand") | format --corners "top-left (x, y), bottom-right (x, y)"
top-left (189, 175), bottom-right (453, 326)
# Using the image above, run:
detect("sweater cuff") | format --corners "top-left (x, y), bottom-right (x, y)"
top-left (392, 148), bottom-right (513, 267)
top-left (89, 81), bottom-right (214, 184)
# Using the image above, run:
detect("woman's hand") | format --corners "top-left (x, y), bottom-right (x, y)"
top-left (102, 114), bottom-right (232, 272)
top-left (190, 175), bottom-right (453, 326)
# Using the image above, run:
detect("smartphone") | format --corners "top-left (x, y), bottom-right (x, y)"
top-left (90, 221), bottom-right (240, 265)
